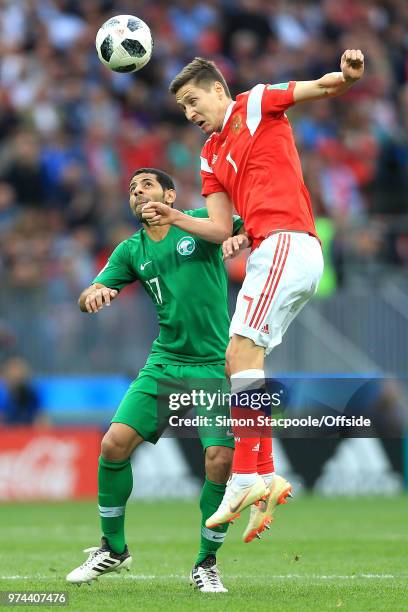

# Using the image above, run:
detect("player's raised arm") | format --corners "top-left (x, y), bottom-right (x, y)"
top-left (293, 49), bottom-right (364, 103)
top-left (142, 192), bottom-right (234, 243)
top-left (78, 283), bottom-right (119, 313)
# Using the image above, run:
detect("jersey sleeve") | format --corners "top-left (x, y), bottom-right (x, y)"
top-left (232, 214), bottom-right (244, 235)
top-left (92, 241), bottom-right (138, 291)
top-left (263, 81), bottom-right (295, 116)
top-left (184, 207), bottom-right (209, 219)
top-left (200, 139), bottom-right (226, 198)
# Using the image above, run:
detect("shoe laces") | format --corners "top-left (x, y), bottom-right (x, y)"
top-left (196, 563), bottom-right (224, 589)
top-left (80, 546), bottom-right (106, 569)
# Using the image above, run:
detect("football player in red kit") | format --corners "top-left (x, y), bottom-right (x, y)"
top-left (142, 50), bottom-right (364, 542)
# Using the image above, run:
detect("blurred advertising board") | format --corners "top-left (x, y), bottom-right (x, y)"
top-left (0, 428), bottom-right (101, 500)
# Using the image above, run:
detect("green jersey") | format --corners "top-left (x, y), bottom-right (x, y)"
top-left (93, 208), bottom-right (243, 365)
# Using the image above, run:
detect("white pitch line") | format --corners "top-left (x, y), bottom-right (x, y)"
top-left (106, 573), bottom-right (403, 580)
top-left (1, 574), bottom-right (404, 581)
top-left (0, 575), bottom-right (159, 581)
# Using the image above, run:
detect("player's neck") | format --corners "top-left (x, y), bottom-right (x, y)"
top-left (145, 225), bottom-right (171, 241)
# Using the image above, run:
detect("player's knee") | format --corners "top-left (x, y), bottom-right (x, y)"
top-left (224, 357), bottom-right (231, 379)
top-left (226, 335), bottom-right (263, 373)
top-left (205, 446), bottom-right (233, 484)
top-left (225, 341), bottom-right (235, 374)
top-left (226, 337), bottom-right (244, 370)
top-left (101, 430), bottom-right (130, 462)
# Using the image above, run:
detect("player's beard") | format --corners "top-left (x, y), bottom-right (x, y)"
top-left (133, 196), bottom-right (153, 223)
top-left (132, 195), bottom-right (170, 224)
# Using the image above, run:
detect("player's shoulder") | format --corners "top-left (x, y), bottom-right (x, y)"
top-left (126, 228), bottom-right (143, 242)
top-left (236, 86), bottom-right (263, 102)
top-left (114, 230), bottom-right (143, 255)
top-left (237, 82), bottom-right (292, 99)
top-left (182, 207), bottom-right (208, 219)
top-left (236, 89), bottom-right (250, 101)
top-left (235, 86), bottom-right (265, 111)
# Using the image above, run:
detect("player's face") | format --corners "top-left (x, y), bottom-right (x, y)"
top-left (129, 173), bottom-right (168, 220)
top-left (176, 81), bottom-right (227, 134)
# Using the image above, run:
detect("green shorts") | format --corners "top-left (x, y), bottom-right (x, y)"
top-left (112, 362), bottom-right (234, 450)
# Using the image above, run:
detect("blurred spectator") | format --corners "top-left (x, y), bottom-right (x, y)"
top-left (0, 356), bottom-right (47, 426)
top-left (1, 132), bottom-right (46, 208)
top-left (0, 181), bottom-right (20, 233)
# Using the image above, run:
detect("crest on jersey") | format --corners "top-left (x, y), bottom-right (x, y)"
top-left (177, 236), bottom-right (196, 256)
top-left (231, 113), bottom-right (242, 133)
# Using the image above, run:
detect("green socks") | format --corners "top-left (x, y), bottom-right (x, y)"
top-left (196, 478), bottom-right (229, 565)
top-left (98, 459), bottom-right (228, 563)
top-left (98, 456), bottom-right (133, 554)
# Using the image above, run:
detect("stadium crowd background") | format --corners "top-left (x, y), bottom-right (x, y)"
top-left (0, 0), bottom-right (407, 376)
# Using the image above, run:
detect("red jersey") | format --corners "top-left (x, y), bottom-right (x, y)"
top-left (200, 82), bottom-right (318, 249)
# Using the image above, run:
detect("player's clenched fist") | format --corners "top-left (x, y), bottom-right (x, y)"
top-left (84, 286), bottom-right (118, 313)
top-left (222, 233), bottom-right (250, 260)
top-left (141, 202), bottom-right (177, 226)
top-left (341, 49), bottom-right (364, 81)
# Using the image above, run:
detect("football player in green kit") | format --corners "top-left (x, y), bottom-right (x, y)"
top-left (66, 168), bottom-right (243, 593)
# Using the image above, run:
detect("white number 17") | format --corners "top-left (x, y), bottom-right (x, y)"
top-left (146, 277), bottom-right (163, 304)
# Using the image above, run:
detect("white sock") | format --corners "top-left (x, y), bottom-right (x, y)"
top-left (231, 472), bottom-right (258, 488)
top-left (230, 369), bottom-right (265, 393)
top-left (261, 472), bottom-right (275, 488)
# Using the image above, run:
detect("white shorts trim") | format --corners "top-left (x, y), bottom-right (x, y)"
top-left (229, 232), bottom-right (323, 354)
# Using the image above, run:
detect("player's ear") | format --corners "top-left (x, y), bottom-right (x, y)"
top-left (214, 81), bottom-right (224, 97)
top-left (164, 188), bottom-right (176, 206)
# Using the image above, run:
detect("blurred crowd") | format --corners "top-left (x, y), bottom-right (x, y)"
top-left (0, 355), bottom-right (47, 425)
top-left (0, 0), bottom-right (407, 368)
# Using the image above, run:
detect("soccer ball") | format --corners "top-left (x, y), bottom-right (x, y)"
top-left (95, 15), bottom-right (153, 73)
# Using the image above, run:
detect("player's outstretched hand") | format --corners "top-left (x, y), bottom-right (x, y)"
top-left (341, 49), bottom-right (364, 81)
top-left (222, 234), bottom-right (250, 260)
top-left (85, 287), bottom-right (118, 313)
top-left (142, 202), bottom-right (176, 226)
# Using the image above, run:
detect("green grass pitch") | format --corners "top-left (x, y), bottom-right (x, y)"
top-left (1, 496), bottom-right (407, 611)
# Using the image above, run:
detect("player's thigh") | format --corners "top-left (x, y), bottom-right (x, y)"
top-left (226, 334), bottom-right (265, 373)
top-left (112, 363), bottom-right (166, 444)
top-left (174, 363), bottom-right (235, 451)
top-left (230, 232), bottom-right (323, 354)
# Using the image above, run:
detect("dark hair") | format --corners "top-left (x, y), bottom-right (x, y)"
top-left (130, 168), bottom-right (175, 191)
top-left (169, 57), bottom-right (231, 98)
